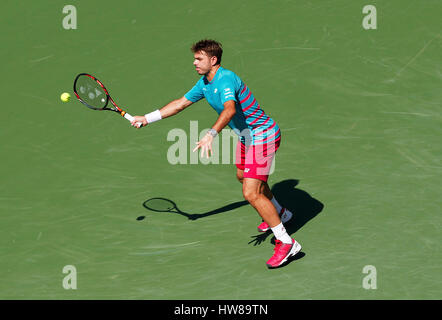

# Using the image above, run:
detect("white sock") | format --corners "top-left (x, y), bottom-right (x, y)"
top-left (271, 196), bottom-right (283, 214)
top-left (271, 223), bottom-right (292, 244)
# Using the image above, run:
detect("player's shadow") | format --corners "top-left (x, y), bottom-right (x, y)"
top-left (248, 179), bottom-right (324, 251)
top-left (140, 198), bottom-right (249, 221)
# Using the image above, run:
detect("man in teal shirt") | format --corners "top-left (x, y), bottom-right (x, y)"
top-left (132, 39), bottom-right (300, 268)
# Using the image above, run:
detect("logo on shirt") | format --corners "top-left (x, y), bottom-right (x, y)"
top-left (214, 88), bottom-right (218, 93)
top-left (224, 88), bottom-right (234, 99)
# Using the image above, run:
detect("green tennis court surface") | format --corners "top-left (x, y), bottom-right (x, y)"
top-left (1, 0), bottom-right (441, 299)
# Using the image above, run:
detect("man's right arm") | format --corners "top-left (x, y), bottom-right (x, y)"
top-left (159, 96), bottom-right (193, 119)
top-left (131, 96), bottom-right (193, 127)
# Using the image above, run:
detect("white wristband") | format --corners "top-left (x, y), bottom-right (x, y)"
top-left (144, 110), bottom-right (162, 124)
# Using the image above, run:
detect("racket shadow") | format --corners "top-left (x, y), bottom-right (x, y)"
top-left (142, 197), bottom-right (249, 220)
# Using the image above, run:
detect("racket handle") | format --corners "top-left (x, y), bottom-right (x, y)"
top-left (123, 112), bottom-right (142, 128)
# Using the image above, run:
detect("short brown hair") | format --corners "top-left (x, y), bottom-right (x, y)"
top-left (191, 39), bottom-right (223, 65)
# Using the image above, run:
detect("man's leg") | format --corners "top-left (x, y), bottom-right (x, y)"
top-left (238, 168), bottom-right (290, 231)
top-left (242, 177), bottom-right (282, 229)
top-left (237, 168), bottom-right (273, 201)
top-left (242, 177), bottom-right (301, 268)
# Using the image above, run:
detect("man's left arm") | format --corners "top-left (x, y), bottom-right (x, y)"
top-left (193, 100), bottom-right (236, 158)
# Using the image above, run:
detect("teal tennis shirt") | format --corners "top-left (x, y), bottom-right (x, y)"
top-left (184, 67), bottom-right (281, 145)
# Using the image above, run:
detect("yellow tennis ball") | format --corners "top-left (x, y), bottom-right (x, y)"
top-left (60, 92), bottom-right (71, 102)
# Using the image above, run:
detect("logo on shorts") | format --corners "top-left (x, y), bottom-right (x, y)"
top-left (244, 168), bottom-right (250, 173)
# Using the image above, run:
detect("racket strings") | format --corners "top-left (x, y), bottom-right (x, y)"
top-left (74, 75), bottom-right (108, 109)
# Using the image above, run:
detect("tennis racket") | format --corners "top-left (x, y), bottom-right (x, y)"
top-left (73, 73), bottom-right (142, 127)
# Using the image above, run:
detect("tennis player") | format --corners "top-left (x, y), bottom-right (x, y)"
top-left (131, 39), bottom-right (301, 268)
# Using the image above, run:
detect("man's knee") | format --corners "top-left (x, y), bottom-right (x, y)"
top-left (242, 186), bottom-right (259, 203)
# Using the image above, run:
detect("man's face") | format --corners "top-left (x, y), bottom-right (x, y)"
top-left (193, 51), bottom-right (216, 75)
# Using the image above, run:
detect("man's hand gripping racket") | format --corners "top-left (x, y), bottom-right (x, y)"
top-left (73, 73), bottom-right (143, 128)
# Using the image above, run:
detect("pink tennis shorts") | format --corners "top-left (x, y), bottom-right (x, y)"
top-left (235, 138), bottom-right (281, 182)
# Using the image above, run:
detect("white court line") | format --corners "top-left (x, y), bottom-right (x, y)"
top-left (129, 242), bottom-right (202, 256)
top-left (29, 55), bottom-right (54, 63)
top-left (245, 46), bottom-right (320, 51)
top-left (140, 241), bottom-right (201, 249)
top-left (19, 93), bottom-right (56, 106)
top-left (381, 111), bottom-right (432, 117)
top-left (394, 35), bottom-right (439, 77)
